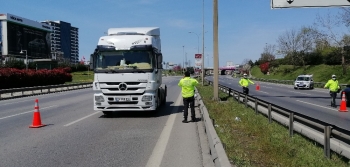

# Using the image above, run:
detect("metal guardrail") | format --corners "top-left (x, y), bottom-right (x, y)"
top-left (205, 79), bottom-right (350, 160)
top-left (0, 82), bottom-right (93, 100)
top-left (195, 88), bottom-right (232, 167)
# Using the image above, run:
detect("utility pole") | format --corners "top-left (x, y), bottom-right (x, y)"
top-left (213, 0), bottom-right (219, 100)
top-left (201, 0), bottom-right (205, 85)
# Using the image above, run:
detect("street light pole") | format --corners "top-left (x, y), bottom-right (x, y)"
top-left (20, 50), bottom-right (28, 71)
top-left (188, 32), bottom-right (199, 54)
top-left (182, 45), bottom-right (185, 74)
top-left (185, 52), bottom-right (187, 69)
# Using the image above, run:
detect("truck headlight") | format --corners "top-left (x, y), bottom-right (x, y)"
top-left (94, 82), bottom-right (100, 90)
top-left (142, 95), bottom-right (152, 101)
top-left (95, 95), bottom-right (105, 102)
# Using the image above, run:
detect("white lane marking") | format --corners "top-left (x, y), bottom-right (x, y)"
top-left (296, 100), bottom-right (338, 111)
top-left (288, 91), bottom-right (311, 95)
top-left (145, 92), bottom-right (182, 167)
top-left (63, 111), bottom-right (101, 127)
top-left (0, 105), bottom-right (57, 120)
top-left (0, 89), bottom-right (90, 107)
top-left (261, 86), bottom-right (273, 89)
top-left (256, 91), bottom-right (269, 94)
top-left (312, 90), bottom-right (329, 93)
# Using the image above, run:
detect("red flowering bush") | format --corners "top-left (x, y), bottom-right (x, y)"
top-left (0, 68), bottom-right (73, 89)
top-left (259, 62), bottom-right (269, 74)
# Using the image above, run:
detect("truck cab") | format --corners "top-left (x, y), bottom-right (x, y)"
top-left (90, 27), bottom-right (167, 115)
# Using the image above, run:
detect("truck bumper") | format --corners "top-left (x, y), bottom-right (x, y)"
top-left (93, 93), bottom-right (157, 111)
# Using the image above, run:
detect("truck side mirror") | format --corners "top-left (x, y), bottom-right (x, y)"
top-left (157, 53), bottom-right (163, 69)
top-left (90, 54), bottom-right (94, 69)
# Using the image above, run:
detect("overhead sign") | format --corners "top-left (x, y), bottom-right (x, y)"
top-left (271, 0), bottom-right (350, 9)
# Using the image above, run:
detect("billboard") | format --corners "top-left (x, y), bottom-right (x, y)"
top-left (7, 22), bottom-right (51, 59)
top-left (195, 54), bottom-right (202, 67)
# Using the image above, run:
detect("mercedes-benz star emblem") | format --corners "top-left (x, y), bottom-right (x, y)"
top-left (119, 83), bottom-right (127, 91)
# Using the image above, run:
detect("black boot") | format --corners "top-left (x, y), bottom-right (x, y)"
top-left (182, 118), bottom-right (188, 123)
top-left (191, 117), bottom-right (196, 122)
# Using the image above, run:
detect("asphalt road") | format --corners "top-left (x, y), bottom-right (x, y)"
top-left (206, 75), bottom-right (350, 130)
top-left (0, 76), bottom-right (212, 167)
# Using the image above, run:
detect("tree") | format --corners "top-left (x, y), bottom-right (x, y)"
top-left (277, 26), bottom-right (319, 68)
top-left (314, 11), bottom-right (349, 74)
top-left (260, 43), bottom-right (276, 63)
top-left (241, 59), bottom-right (252, 76)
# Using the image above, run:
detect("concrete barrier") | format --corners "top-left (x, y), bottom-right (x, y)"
top-left (0, 82), bottom-right (92, 100)
top-left (195, 88), bottom-right (233, 167)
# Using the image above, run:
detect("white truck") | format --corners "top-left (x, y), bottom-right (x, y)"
top-left (90, 27), bottom-right (167, 115)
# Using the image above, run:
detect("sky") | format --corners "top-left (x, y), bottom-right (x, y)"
top-left (1, 0), bottom-right (348, 67)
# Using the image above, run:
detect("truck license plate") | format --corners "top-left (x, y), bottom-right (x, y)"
top-left (115, 97), bottom-right (130, 102)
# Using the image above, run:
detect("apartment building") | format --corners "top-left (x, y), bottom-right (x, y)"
top-left (41, 20), bottom-right (79, 64)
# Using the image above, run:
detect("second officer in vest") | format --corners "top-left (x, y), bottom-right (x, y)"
top-left (178, 71), bottom-right (198, 123)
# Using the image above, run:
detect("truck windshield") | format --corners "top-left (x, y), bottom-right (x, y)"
top-left (95, 51), bottom-right (154, 70)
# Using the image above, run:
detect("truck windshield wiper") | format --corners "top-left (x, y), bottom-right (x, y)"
top-left (104, 69), bottom-right (119, 73)
top-left (132, 69), bottom-right (146, 73)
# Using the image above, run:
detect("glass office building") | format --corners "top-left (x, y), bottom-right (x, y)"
top-left (0, 13), bottom-right (52, 62)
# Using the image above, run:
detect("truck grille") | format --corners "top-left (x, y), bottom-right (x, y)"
top-left (107, 88), bottom-right (139, 91)
top-left (108, 101), bottom-right (138, 105)
top-left (104, 82), bottom-right (141, 85)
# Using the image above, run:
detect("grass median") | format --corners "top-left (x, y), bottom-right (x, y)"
top-left (68, 71), bottom-right (94, 83)
top-left (196, 82), bottom-right (349, 167)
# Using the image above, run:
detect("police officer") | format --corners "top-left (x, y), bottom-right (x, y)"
top-left (324, 74), bottom-right (340, 107)
top-left (239, 73), bottom-right (255, 94)
top-left (178, 71), bottom-right (198, 123)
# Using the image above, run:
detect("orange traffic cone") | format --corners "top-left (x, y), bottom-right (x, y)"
top-left (256, 83), bottom-right (260, 91)
top-left (339, 92), bottom-right (348, 112)
top-left (29, 99), bottom-right (46, 128)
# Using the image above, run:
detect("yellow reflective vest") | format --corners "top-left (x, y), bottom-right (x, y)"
top-left (324, 79), bottom-right (340, 92)
top-left (178, 77), bottom-right (198, 98)
top-left (239, 78), bottom-right (254, 87)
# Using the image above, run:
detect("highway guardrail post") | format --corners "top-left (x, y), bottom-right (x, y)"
top-left (228, 88), bottom-right (231, 96)
top-left (212, 118), bottom-right (215, 126)
top-left (324, 126), bottom-right (331, 159)
top-left (268, 104), bottom-right (272, 123)
top-left (255, 98), bottom-right (258, 114)
top-left (245, 94), bottom-right (248, 107)
top-left (289, 112), bottom-right (294, 137)
top-left (238, 92), bottom-right (240, 102)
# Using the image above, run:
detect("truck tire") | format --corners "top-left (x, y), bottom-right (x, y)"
top-left (150, 96), bottom-right (161, 114)
top-left (161, 95), bottom-right (166, 105)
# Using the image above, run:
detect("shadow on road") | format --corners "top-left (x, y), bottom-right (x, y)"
top-left (98, 101), bottom-right (181, 118)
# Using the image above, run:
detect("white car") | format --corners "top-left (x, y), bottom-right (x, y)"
top-left (294, 75), bottom-right (314, 89)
